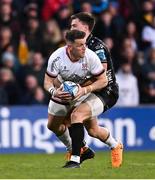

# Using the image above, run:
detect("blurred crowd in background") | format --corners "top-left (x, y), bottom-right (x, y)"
top-left (1, 0), bottom-right (155, 106)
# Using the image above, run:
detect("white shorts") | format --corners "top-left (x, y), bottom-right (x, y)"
top-left (48, 93), bottom-right (104, 117)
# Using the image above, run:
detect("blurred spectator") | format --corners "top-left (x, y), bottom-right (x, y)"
top-left (140, 48), bottom-right (155, 103)
top-left (41, 19), bottom-right (62, 58)
top-left (1, 51), bottom-right (16, 70)
top-left (24, 17), bottom-right (43, 52)
top-left (0, 1), bottom-right (20, 35)
top-left (24, 2), bottom-right (39, 19)
top-left (116, 61), bottom-right (139, 106)
top-left (30, 86), bottom-right (48, 105)
top-left (17, 52), bottom-right (45, 87)
top-left (55, 5), bottom-right (72, 30)
top-left (1, 50), bottom-right (20, 75)
top-left (120, 44), bottom-right (141, 76)
top-left (103, 36), bottom-right (114, 50)
top-left (20, 74), bottom-right (38, 104)
top-left (103, 36), bottom-right (118, 71)
top-left (80, 1), bottom-right (93, 13)
top-left (18, 34), bottom-right (29, 65)
top-left (0, 26), bottom-right (13, 57)
top-left (29, 52), bottom-right (46, 86)
top-left (41, 0), bottom-right (71, 21)
top-left (119, 0), bottom-right (134, 20)
top-left (114, 38), bottom-right (136, 71)
top-left (108, 1), bottom-right (125, 40)
top-left (92, 0), bottom-right (109, 14)
top-left (94, 10), bottom-right (113, 39)
top-left (141, 0), bottom-right (154, 26)
top-left (12, 0), bottom-right (43, 15)
top-left (124, 20), bottom-right (139, 51)
top-left (0, 67), bottom-right (21, 104)
top-left (142, 15), bottom-right (155, 49)
top-left (0, 87), bottom-right (8, 104)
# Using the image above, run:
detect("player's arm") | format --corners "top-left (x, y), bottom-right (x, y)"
top-left (88, 48), bottom-right (108, 90)
top-left (91, 70), bottom-right (108, 90)
top-left (44, 53), bottom-right (72, 100)
top-left (44, 73), bottom-right (56, 96)
top-left (102, 62), bottom-right (107, 71)
top-left (84, 70), bottom-right (108, 93)
top-left (74, 70), bottom-right (108, 100)
top-left (44, 73), bottom-right (72, 101)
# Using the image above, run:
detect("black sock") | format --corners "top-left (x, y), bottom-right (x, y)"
top-left (82, 140), bottom-right (86, 147)
top-left (69, 126), bottom-right (86, 148)
top-left (70, 123), bottom-right (84, 156)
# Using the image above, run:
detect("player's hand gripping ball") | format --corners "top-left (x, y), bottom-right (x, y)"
top-left (62, 81), bottom-right (79, 97)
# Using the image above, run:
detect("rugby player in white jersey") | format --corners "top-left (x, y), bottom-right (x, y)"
top-left (44, 29), bottom-right (108, 168)
top-left (52, 12), bottom-right (123, 168)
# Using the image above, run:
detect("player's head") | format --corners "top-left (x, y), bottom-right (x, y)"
top-left (65, 29), bottom-right (86, 60)
top-left (70, 12), bottom-right (95, 38)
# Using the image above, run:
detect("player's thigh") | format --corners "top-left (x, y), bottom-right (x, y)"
top-left (84, 93), bottom-right (104, 117)
top-left (48, 100), bottom-right (71, 129)
top-left (84, 117), bottom-right (98, 129)
top-left (71, 102), bottom-right (91, 123)
top-left (48, 100), bottom-right (70, 116)
top-left (71, 93), bottom-right (104, 123)
top-left (84, 118), bottom-right (99, 135)
top-left (47, 113), bottom-right (66, 129)
top-left (84, 117), bottom-right (109, 139)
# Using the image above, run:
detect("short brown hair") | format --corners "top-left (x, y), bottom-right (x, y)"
top-left (65, 30), bottom-right (86, 42)
top-left (71, 12), bottom-right (95, 32)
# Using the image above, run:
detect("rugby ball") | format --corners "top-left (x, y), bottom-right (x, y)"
top-left (62, 81), bottom-right (79, 97)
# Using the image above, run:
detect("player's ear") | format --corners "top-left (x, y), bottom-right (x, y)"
top-left (68, 43), bottom-right (72, 49)
top-left (84, 25), bottom-right (89, 32)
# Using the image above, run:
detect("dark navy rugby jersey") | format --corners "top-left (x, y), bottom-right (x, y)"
top-left (86, 34), bottom-right (116, 86)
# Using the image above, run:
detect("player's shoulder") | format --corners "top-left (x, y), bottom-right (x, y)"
top-left (50, 46), bottom-right (65, 56)
top-left (88, 35), bottom-right (108, 51)
top-left (48, 46), bottom-right (65, 61)
top-left (85, 47), bottom-right (99, 57)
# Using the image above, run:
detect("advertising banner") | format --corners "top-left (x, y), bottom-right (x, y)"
top-left (0, 106), bottom-right (155, 153)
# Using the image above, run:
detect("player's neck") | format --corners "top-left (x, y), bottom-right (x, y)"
top-left (66, 47), bottom-right (79, 62)
top-left (85, 32), bottom-right (90, 40)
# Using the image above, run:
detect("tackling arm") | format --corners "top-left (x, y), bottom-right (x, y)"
top-left (75, 71), bottom-right (108, 100)
top-left (84, 70), bottom-right (108, 94)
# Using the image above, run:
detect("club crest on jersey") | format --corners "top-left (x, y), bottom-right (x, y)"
top-left (61, 65), bottom-right (69, 72)
top-left (82, 63), bottom-right (88, 70)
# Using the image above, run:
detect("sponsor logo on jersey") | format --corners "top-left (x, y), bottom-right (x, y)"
top-left (95, 49), bottom-right (106, 62)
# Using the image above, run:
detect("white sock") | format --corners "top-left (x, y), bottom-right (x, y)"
top-left (105, 133), bottom-right (118, 149)
top-left (70, 155), bottom-right (80, 163)
top-left (57, 128), bottom-right (72, 152)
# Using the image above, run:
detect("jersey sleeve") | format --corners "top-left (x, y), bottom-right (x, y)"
top-left (93, 41), bottom-right (108, 63)
top-left (46, 53), bottom-right (60, 77)
top-left (89, 49), bottom-right (105, 76)
top-left (94, 48), bottom-right (107, 63)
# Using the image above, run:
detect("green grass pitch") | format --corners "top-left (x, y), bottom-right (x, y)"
top-left (0, 151), bottom-right (155, 179)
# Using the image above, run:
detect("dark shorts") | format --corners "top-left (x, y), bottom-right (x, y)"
top-left (94, 83), bottom-right (119, 112)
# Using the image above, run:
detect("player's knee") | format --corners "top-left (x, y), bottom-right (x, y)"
top-left (47, 121), bottom-right (54, 131)
top-left (71, 111), bottom-right (83, 123)
top-left (87, 127), bottom-right (98, 138)
top-left (47, 121), bottom-right (65, 135)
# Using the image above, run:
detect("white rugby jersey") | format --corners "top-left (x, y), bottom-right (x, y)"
top-left (46, 46), bottom-right (105, 84)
